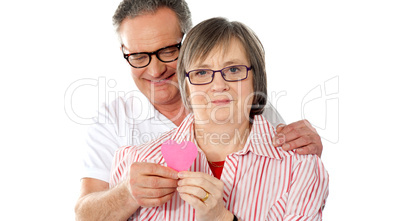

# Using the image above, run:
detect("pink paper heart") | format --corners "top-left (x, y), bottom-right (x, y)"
top-left (161, 140), bottom-right (198, 172)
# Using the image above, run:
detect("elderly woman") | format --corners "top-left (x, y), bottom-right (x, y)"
top-left (110, 17), bottom-right (328, 221)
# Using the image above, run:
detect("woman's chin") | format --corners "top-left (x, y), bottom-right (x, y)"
top-left (210, 110), bottom-right (234, 124)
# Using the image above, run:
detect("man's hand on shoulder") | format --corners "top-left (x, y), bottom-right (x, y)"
top-left (273, 119), bottom-right (323, 157)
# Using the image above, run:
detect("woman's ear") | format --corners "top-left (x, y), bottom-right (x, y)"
top-left (185, 81), bottom-right (192, 112)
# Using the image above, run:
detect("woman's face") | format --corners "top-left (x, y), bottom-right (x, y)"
top-left (186, 38), bottom-right (254, 125)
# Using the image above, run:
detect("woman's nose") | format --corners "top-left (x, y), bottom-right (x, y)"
top-left (210, 72), bottom-right (229, 92)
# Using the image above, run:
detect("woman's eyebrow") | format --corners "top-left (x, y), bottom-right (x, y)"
top-left (223, 60), bottom-right (243, 67)
top-left (192, 59), bottom-right (245, 69)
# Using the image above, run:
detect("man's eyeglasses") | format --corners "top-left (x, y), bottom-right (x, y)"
top-left (122, 43), bottom-right (181, 68)
top-left (186, 65), bottom-right (252, 85)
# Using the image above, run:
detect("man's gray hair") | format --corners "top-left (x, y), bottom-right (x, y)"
top-left (113, 0), bottom-right (192, 34)
top-left (177, 17), bottom-right (267, 120)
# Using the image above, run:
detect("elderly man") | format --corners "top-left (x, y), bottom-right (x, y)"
top-left (75, 0), bottom-right (323, 220)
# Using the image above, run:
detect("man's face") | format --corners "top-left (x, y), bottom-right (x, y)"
top-left (119, 8), bottom-right (183, 106)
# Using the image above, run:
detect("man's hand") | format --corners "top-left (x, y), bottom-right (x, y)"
top-left (273, 119), bottom-right (323, 157)
top-left (75, 163), bottom-right (178, 221)
top-left (126, 162), bottom-right (179, 208)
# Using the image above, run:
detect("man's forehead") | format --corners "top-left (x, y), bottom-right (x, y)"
top-left (119, 8), bottom-right (182, 52)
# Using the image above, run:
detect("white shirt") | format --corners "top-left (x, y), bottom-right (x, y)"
top-left (82, 91), bottom-right (285, 182)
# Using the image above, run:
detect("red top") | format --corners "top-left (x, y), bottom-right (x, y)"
top-left (208, 161), bottom-right (225, 179)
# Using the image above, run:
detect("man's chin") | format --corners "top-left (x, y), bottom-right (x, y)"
top-left (147, 91), bottom-right (181, 105)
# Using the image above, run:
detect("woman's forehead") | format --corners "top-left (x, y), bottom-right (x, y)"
top-left (188, 38), bottom-right (249, 69)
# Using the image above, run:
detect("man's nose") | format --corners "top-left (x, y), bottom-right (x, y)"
top-left (147, 55), bottom-right (166, 78)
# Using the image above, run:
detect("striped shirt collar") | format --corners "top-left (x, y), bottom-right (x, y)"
top-left (170, 113), bottom-right (292, 160)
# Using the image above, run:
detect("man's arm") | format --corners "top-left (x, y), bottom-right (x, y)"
top-left (75, 178), bottom-right (138, 221)
top-left (264, 103), bottom-right (323, 157)
top-left (273, 119), bottom-right (323, 157)
top-left (75, 163), bottom-right (179, 221)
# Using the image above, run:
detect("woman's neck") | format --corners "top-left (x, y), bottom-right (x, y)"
top-left (194, 119), bottom-right (251, 162)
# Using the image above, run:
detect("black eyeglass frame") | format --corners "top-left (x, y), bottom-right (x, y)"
top-left (185, 65), bottom-right (252, 85)
top-left (122, 42), bottom-right (182, 68)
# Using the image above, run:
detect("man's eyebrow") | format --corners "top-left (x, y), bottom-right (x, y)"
top-left (122, 42), bottom-right (180, 54)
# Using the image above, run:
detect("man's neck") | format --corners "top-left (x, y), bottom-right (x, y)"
top-left (152, 99), bottom-right (188, 126)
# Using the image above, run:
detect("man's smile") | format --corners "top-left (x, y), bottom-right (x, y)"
top-left (148, 72), bottom-right (176, 85)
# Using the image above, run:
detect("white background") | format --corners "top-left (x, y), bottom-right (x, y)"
top-left (0, 0), bottom-right (401, 220)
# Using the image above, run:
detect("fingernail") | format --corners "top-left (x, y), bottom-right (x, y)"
top-left (283, 143), bottom-right (290, 150)
top-left (178, 172), bottom-right (184, 178)
top-left (275, 134), bottom-right (285, 145)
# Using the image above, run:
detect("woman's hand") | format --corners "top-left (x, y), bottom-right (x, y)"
top-left (177, 171), bottom-right (234, 221)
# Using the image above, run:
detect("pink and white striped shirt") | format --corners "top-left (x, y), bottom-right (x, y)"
top-left (110, 114), bottom-right (329, 221)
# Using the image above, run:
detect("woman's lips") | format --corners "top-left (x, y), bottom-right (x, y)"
top-left (211, 99), bottom-right (232, 105)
